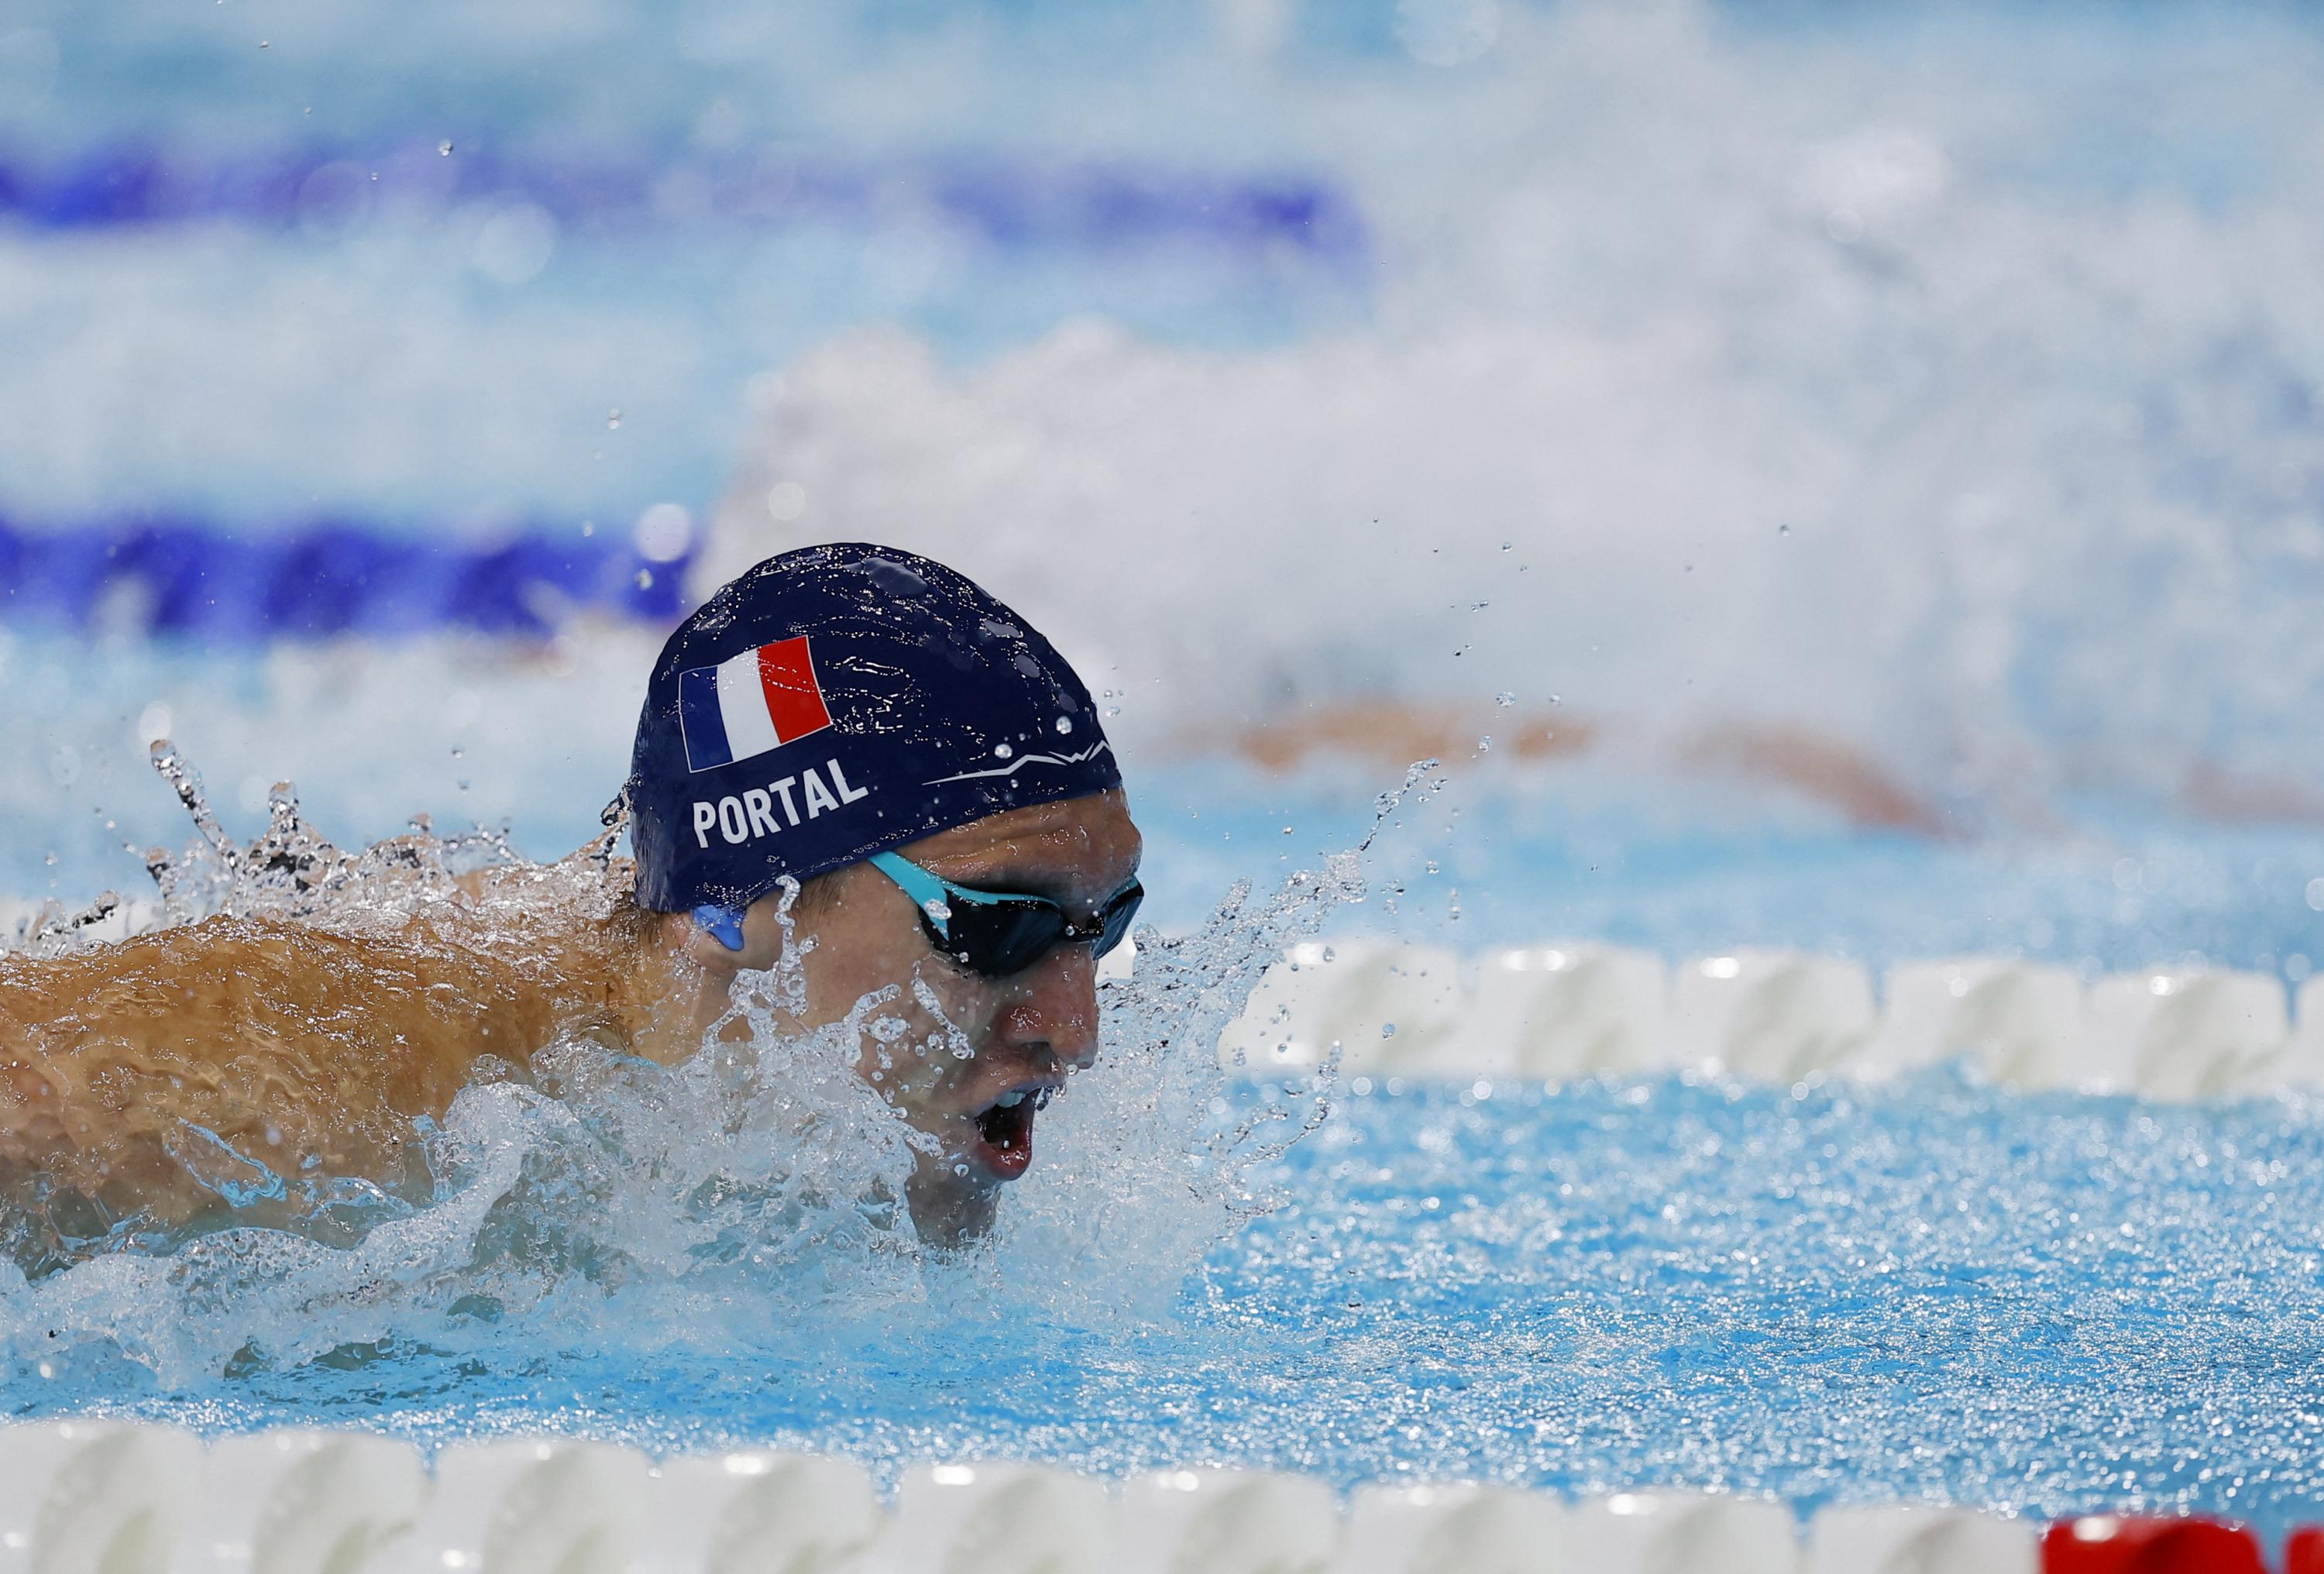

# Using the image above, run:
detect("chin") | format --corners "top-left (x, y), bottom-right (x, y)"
top-left (904, 1159), bottom-right (1002, 1249)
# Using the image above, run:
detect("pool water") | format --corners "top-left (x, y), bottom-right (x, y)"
top-left (12, 1071), bottom-right (2322, 1542)
top-left (12, 0), bottom-right (2324, 1547)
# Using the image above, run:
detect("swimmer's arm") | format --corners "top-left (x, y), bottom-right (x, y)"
top-left (0, 920), bottom-right (547, 1222)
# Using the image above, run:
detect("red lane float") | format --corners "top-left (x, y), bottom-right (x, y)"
top-left (2042, 1516), bottom-right (2267, 1573)
top-left (2285, 1527), bottom-right (2324, 1574)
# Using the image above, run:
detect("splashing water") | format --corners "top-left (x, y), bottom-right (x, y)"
top-left (0, 746), bottom-right (1433, 1387)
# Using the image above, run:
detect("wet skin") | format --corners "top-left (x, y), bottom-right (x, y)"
top-left (662, 789), bottom-right (1143, 1245)
top-left (0, 790), bottom-right (1139, 1258)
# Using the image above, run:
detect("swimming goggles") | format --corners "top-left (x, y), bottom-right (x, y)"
top-left (868, 851), bottom-right (1143, 979)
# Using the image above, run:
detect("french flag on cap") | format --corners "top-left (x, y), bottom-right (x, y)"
top-left (677, 636), bottom-right (834, 772)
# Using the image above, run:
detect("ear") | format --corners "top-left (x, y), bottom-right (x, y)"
top-left (679, 896), bottom-right (793, 974)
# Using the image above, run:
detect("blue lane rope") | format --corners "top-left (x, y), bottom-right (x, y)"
top-left (0, 512), bottom-right (687, 641)
top-left (0, 143), bottom-right (1367, 260)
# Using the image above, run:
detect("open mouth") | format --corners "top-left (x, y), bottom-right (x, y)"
top-left (966, 1083), bottom-right (1057, 1182)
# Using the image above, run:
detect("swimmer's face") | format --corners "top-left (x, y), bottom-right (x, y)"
top-left (713, 789), bottom-right (1141, 1244)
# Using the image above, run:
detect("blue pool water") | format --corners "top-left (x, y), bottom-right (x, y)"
top-left (13, 1071), bottom-right (2323, 1541)
top-left (10, 0), bottom-right (2324, 1544)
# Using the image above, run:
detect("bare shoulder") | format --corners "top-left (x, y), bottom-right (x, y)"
top-left (2, 915), bottom-right (499, 1024)
top-left (0, 912), bottom-right (603, 1244)
top-left (0, 912), bottom-right (577, 1115)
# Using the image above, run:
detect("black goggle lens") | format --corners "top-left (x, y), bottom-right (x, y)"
top-left (923, 881), bottom-right (1144, 979)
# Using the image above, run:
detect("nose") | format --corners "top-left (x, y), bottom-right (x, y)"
top-left (998, 943), bottom-right (1102, 1071)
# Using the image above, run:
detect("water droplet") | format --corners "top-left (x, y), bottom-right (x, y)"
top-left (953, 1163), bottom-right (969, 1177)
top-left (994, 743), bottom-right (1013, 759)
top-left (1500, 541), bottom-right (1512, 552)
top-left (760, 481), bottom-right (807, 523)
top-left (1105, 706), bottom-right (1120, 717)
top-left (438, 139), bottom-right (454, 156)
top-left (1055, 716), bottom-right (1073, 734)
top-left (1477, 735), bottom-right (1492, 752)
top-left (607, 409), bottom-right (622, 429)
top-left (1778, 523), bottom-right (1793, 536)
top-left (1495, 691), bottom-right (1515, 706)
top-left (450, 747), bottom-right (464, 759)
top-left (634, 569), bottom-right (654, 589)
top-left (1381, 1022), bottom-right (1397, 1039)
top-left (580, 521), bottom-right (595, 537)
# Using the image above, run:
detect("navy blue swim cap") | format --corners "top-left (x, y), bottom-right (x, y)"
top-left (627, 542), bottom-right (1122, 914)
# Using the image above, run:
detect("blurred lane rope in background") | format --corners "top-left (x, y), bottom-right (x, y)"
top-left (6, 0), bottom-right (2324, 948)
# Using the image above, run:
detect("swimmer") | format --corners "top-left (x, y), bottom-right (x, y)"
top-left (0, 544), bottom-right (1140, 1265)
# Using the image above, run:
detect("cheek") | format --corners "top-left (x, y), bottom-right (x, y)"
top-left (844, 965), bottom-right (1006, 1104)
top-left (792, 914), bottom-right (922, 1024)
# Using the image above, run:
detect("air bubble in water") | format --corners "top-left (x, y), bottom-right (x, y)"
top-left (1056, 717), bottom-right (1073, 734)
top-left (634, 569), bottom-right (654, 589)
top-left (1495, 691), bottom-right (1515, 706)
top-left (1381, 1023), bottom-right (1398, 1039)
top-left (438, 139), bottom-right (454, 156)
top-left (994, 743), bottom-right (1013, 759)
top-left (607, 409), bottom-right (622, 430)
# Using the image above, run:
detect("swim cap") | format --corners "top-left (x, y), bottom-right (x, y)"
top-left (627, 542), bottom-right (1122, 913)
